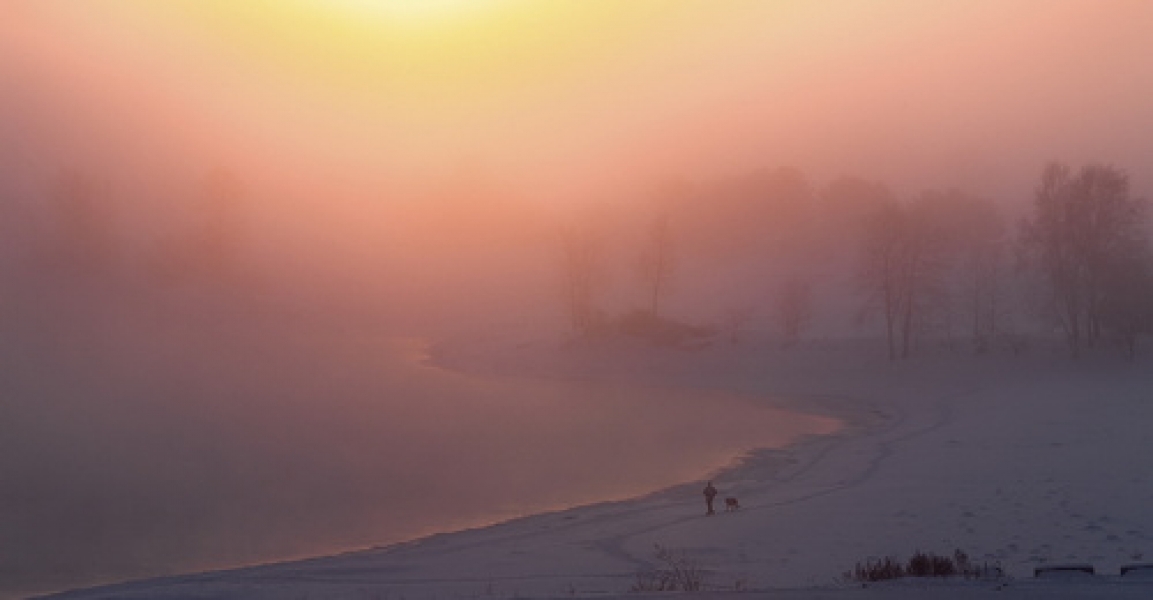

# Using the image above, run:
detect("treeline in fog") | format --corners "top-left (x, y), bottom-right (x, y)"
top-left (3, 157), bottom-right (1149, 365)
top-left (553, 162), bottom-right (1152, 360)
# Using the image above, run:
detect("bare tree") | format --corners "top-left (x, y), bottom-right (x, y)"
top-left (859, 201), bottom-right (906, 360)
top-left (1099, 249), bottom-right (1153, 359)
top-left (858, 198), bottom-right (949, 360)
top-left (772, 274), bottom-right (813, 347)
top-left (637, 213), bottom-right (676, 319)
top-left (559, 223), bottom-right (604, 335)
top-left (1020, 162), bottom-right (1150, 356)
top-left (958, 204), bottom-right (1008, 350)
top-left (1020, 163), bottom-right (1082, 352)
top-left (919, 190), bottom-right (1009, 352)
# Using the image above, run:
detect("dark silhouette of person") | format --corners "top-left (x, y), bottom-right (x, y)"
top-left (703, 481), bottom-right (718, 515)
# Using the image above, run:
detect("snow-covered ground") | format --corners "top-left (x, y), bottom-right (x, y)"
top-left (42, 335), bottom-right (1153, 599)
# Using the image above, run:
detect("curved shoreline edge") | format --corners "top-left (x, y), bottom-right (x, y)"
top-left (417, 334), bottom-right (896, 507)
top-left (42, 336), bottom-right (888, 599)
top-left (46, 335), bottom-right (1153, 599)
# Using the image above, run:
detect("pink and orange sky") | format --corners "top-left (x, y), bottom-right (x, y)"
top-left (4, 0), bottom-right (1152, 208)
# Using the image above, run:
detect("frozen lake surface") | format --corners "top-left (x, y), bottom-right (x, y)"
top-left (3, 318), bottom-right (835, 599)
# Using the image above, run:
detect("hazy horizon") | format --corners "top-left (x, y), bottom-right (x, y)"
top-left (4, 1), bottom-right (1153, 328)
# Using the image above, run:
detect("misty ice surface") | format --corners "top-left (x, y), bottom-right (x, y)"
top-left (0, 282), bottom-right (831, 599)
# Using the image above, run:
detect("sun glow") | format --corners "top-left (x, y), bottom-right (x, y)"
top-left (321, 0), bottom-right (509, 26)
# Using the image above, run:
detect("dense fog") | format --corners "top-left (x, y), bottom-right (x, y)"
top-left (3, 1), bottom-right (1153, 597)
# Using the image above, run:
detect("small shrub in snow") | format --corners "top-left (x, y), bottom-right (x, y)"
top-left (846, 549), bottom-right (995, 583)
top-left (847, 556), bottom-right (905, 582)
top-left (906, 550), bottom-right (957, 577)
top-left (630, 544), bottom-right (710, 592)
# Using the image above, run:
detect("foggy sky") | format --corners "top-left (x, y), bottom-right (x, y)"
top-left (4, 0), bottom-right (1153, 207)
top-left (3, 0), bottom-right (1151, 329)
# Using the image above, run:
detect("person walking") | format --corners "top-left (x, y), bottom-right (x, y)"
top-left (703, 481), bottom-right (718, 515)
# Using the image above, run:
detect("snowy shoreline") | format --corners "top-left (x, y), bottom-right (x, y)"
top-left (42, 335), bottom-right (1153, 599)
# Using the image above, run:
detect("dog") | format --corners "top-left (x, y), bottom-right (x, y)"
top-left (724, 497), bottom-right (740, 512)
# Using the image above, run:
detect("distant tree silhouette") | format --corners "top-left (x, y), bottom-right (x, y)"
top-left (859, 201), bottom-right (906, 360)
top-left (559, 223), bottom-right (605, 335)
top-left (917, 190), bottom-right (1010, 351)
top-left (1020, 162), bottom-right (1150, 356)
top-left (858, 198), bottom-right (949, 360)
top-left (637, 213), bottom-right (676, 319)
top-left (1099, 250), bottom-right (1153, 359)
top-left (953, 198), bottom-right (1009, 350)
